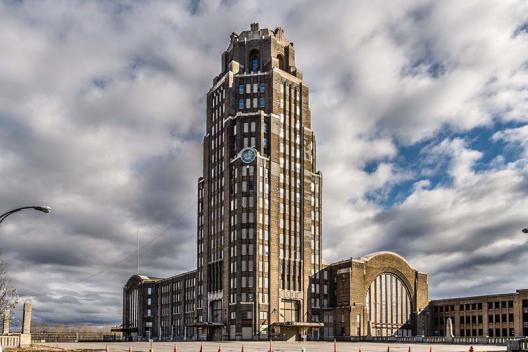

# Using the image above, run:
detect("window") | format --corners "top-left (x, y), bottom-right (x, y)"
top-left (250, 52), bottom-right (259, 73)
top-left (239, 84), bottom-right (244, 94)
top-left (280, 299), bottom-right (299, 322)
top-left (259, 97), bottom-right (265, 108)
top-left (277, 54), bottom-right (285, 70)
top-left (259, 83), bottom-right (266, 93)
top-left (239, 99), bottom-right (244, 109)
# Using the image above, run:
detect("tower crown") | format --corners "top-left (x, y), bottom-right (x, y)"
top-left (220, 23), bottom-right (301, 80)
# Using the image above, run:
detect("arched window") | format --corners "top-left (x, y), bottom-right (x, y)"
top-left (249, 50), bottom-right (260, 73)
top-left (277, 54), bottom-right (285, 70)
top-left (365, 272), bottom-right (412, 337)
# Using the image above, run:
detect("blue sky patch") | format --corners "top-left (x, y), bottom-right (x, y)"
top-left (364, 121), bottom-right (527, 208)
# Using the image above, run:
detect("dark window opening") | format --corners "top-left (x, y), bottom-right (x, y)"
top-left (278, 54), bottom-right (285, 70)
top-left (249, 50), bottom-right (260, 73)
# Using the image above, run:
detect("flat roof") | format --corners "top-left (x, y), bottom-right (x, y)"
top-left (430, 289), bottom-right (528, 303)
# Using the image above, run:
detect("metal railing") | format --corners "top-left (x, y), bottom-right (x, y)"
top-left (340, 335), bottom-right (517, 346)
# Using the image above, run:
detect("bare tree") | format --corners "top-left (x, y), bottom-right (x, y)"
top-left (0, 258), bottom-right (18, 316)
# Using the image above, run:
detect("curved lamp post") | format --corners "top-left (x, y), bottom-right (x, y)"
top-left (0, 206), bottom-right (51, 224)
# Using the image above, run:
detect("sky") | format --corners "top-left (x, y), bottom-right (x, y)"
top-left (0, 0), bottom-right (527, 326)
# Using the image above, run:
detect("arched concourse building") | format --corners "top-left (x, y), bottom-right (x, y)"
top-left (120, 251), bottom-right (429, 341)
top-left (309, 251), bottom-right (429, 339)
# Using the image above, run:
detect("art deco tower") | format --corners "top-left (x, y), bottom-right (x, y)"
top-left (196, 23), bottom-right (322, 340)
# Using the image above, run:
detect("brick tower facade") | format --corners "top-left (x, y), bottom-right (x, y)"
top-left (196, 23), bottom-right (323, 340)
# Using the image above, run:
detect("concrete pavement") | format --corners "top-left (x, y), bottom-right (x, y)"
top-left (36, 341), bottom-right (506, 352)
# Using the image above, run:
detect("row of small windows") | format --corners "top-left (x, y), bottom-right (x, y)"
top-left (435, 300), bottom-right (514, 313)
top-left (239, 83), bottom-right (266, 94)
top-left (239, 97), bottom-right (265, 109)
top-left (435, 313), bottom-right (515, 326)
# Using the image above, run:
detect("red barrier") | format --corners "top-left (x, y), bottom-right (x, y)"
top-left (333, 338), bottom-right (337, 352)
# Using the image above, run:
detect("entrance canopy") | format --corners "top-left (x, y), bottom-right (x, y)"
top-left (272, 322), bottom-right (323, 328)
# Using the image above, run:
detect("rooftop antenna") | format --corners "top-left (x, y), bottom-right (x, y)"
top-left (137, 229), bottom-right (140, 275)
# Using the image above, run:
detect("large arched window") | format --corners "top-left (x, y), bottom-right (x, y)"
top-left (249, 50), bottom-right (260, 73)
top-left (365, 272), bottom-right (412, 337)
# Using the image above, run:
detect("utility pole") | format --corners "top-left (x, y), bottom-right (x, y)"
top-left (137, 229), bottom-right (140, 275)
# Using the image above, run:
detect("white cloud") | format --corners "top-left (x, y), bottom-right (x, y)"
top-left (493, 125), bottom-right (528, 157)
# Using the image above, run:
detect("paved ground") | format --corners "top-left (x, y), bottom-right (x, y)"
top-left (35, 341), bottom-right (507, 352)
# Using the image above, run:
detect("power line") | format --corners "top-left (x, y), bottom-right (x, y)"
top-left (77, 205), bottom-right (194, 283)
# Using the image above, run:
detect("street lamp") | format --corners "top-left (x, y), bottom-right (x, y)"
top-left (0, 206), bottom-right (52, 224)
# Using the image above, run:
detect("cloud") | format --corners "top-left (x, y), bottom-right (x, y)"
top-left (493, 125), bottom-right (528, 157)
top-left (0, 0), bottom-right (527, 325)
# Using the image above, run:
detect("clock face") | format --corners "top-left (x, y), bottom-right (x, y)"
top-left (240, 147), bottom-right (257, 164)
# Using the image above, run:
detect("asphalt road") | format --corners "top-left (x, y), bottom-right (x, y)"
top-left (36, 341), bottom-right (506, 352)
